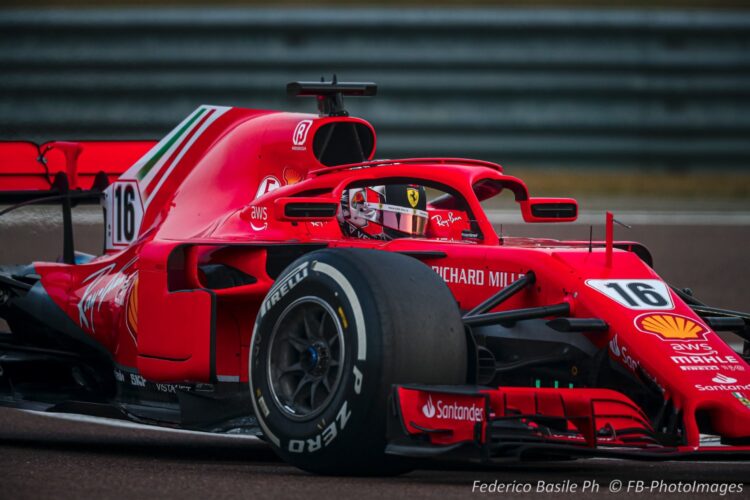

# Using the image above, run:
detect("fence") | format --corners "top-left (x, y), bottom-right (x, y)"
top-left (1, 8), bottom-right (749, 168)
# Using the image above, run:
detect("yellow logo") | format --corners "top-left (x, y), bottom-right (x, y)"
top-left (635, 313), bottom-right (707, 341)
top-left (126, 274), bottom-right (139, 338)
top-left (407, 188), bottom-right (419, 208)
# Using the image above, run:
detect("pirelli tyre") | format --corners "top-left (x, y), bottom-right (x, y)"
top-left (249, 248), bottom-right (467, 475)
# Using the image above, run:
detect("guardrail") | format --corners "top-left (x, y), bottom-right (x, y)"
top-left (1, 8), bottom-right (749, 168)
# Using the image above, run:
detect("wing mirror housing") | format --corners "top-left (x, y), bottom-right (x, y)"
top-left (520, 198), bottom-right (578, 223)
top-left (274, 197), bottom-right (339, 222)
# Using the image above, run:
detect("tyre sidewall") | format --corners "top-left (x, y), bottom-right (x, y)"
top-left (249, 253), bottom-right (386, 470)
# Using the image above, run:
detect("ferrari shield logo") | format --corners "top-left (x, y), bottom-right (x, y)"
top-left (407, 188), bottom-right (419, 208)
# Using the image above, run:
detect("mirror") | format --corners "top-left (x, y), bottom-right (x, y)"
top-left (520, 198), bottom-right (578, 223)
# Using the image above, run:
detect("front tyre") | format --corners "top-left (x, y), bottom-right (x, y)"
top-left (249, 248), bottom-right (466, 475)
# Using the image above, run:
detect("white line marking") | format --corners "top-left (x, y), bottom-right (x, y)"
top-left (312, 261), bottom-right (367, 361)
top-left (20, 410), bottom-right (261, 440)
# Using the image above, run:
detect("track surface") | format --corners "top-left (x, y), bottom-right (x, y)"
top-left (2, 407), bottom-right (749, 500)
top-left (1, 208), bottom-right (750, 498)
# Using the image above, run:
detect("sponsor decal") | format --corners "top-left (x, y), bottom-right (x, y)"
top-left (407, 187), bottom-right (420, 208)
top-left (668, 342), bottom-right (744, 372)
top-left (430, 212), bottom-right (463, 228)
top-left (696, 383), bottom-right (750, 392)
top-left (249, 205), bottom-right (269, 231)
top-left (283, 167), bottom-right (303, 185)
top-left (292, 119), bottom-right (313, 150)
top-left (420, 394), bottom-right (484, 423)
top-left (78, 258), bottom-right (138, 334)
top-left (114, 367), bottom-right (192, 393)
top-left (255, 176), bottom-right (282, 199)
top-left (671, 353), bottom-right (740, 372)
top-left (431, 266), bottom-right (523, 288)
top-left (671, 343), bottom-right (717, 355)
top-left (609, 334), bottom-right (639, 371)
top-left (732, 392), bottom-right (750, 411)
top-left (422, 395), bottom-right (436, 418)
top-left (586, 279), bottom-right (673, 310)
top-left (695, 373), bottom-right (750, 391)
top-left (125, 273), bottom-right (139, 342)
top-left (635, 312), bottom-right (709, 341)
top-left (130, 373), bottom-right (146, 387)
top-left (713, 373), bottom-right (738, 384)
top-left (259, 262), bottom-right (309, 317)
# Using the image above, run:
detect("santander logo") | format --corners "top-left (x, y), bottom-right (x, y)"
top-left (713, 374), bottom-right (738, 384)
top-left (422, 395), bottom-right (436, 418)
top-left (420, 395), bottom-right (483, 422)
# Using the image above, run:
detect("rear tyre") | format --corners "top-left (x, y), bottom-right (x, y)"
top-left (249, 248), bottom-right (466, 475)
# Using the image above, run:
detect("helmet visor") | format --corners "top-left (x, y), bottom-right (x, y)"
top-left (374, 203), bottom-right (429, 236)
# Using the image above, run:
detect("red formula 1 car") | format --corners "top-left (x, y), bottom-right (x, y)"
top-left (1, 81), bottom-right (750, 474)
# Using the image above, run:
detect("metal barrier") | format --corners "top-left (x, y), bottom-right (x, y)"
top-left (1, 8), bottom-right (749, 168)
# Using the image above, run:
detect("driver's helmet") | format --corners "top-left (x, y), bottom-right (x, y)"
top-left (338, 184), bottom-right (428, 240)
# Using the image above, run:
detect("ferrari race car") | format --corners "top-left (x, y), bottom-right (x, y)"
top-left (1, 80), bottom-right (750, 475)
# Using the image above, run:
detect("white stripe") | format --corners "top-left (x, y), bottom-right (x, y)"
top-left (20, 410), bottom-right (260, 440)
top-left (138, 107), bottom-right (207, 188)
top-left (119, 106), bottom-right (206, 185)
top-left (145, 105), bottom-right (231, 207)
top-left (486, 210), bottom-right (750, 226)
top-left (312, 261), bottom-right (367, 361)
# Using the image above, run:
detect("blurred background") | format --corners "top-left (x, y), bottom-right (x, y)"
top-left (1, 1), bottom-right (749, 309)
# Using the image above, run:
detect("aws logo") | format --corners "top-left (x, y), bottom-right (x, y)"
top-left (635, 312), bottom-right (709, 341)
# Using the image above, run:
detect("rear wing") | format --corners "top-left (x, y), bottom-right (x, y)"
top-left (0, 140), bottom-right (156, 264)
top-left (0, 140), bottom-right (156, 203)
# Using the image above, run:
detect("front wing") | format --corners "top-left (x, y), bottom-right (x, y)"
top-left (386, 385), bottom-right (750, 463)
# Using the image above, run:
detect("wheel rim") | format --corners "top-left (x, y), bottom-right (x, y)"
top-left (267, 296), bottom-right (346, 421)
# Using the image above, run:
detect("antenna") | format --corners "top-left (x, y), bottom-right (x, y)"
top-left (287, 75), bottom-right (377, 117)
top-left (588, 225), bottom-right (593, 253)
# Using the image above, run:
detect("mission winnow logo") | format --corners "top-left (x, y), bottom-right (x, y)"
top-left (421, 395), bottom-right (484, 422)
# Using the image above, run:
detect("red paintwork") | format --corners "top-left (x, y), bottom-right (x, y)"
top-left (6, 104), bottom-right (748, 449)
top-left (396, 386), bottom-right (655, 448)
top-left (0, 140), bottom-right (156, 190)
top-left (394, 386), bottom-right (750, 456)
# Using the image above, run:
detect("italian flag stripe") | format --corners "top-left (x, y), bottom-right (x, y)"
top-left (143, 108), bottom-right (217, 198)
top-left (136, 107), bottom-right (207, 181)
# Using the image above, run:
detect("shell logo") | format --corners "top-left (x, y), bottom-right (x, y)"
top-left (283, 167), bottom-right (302, 185)
top-left (125, 274), bottom-right (139, 339)
top-left (634, 312), bottom-right (708, 341)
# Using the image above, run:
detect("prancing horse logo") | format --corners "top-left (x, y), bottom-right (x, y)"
top-left (407, 188), bottom-right (419, 208)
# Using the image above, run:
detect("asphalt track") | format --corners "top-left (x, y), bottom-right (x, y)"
top-left (2, 407), bottom-right (750, 500)
top-left (1, 206), bottom-right (750, 498)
